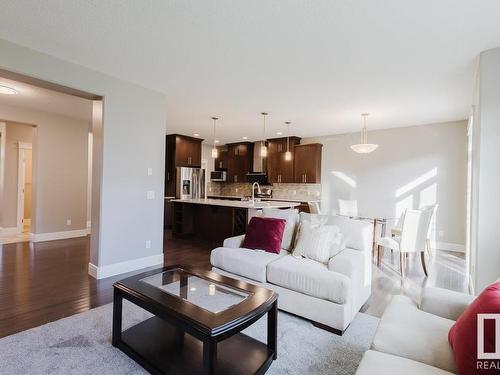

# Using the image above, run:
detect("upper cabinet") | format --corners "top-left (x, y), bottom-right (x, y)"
top-left (165, 134), bottom-right (203, 196)
top-left (217, 142), bottom-right (254, 183)
top-left (228, 142), bottom-right (254, 183)
top-left (214, 146), bottom-right (228, 171)
top-left (211, 138), bottom-right (322, 184)
top-left (267, 137), bottom-right (301, 183)
top-left (173, 134), bottom-right (202, 167)
top-left (293, 143), bottom-right (322, 183)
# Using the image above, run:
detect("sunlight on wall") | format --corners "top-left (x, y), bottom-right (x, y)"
top-left (331, 171), bottom-right (357, 188)
top-left (395, 168), bottom-right (437, 198)
top-left (396, 195), bottom-right (413, 219)
top-left (419, 183), bottom-right (437, 207)
top-left (395, 173), bottom-right (438, 243)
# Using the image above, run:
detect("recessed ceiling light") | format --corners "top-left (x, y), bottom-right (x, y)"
top-left (242, 136), bottom-right (249, 140)
top-left (0, 85), bottom-right (18, 95)
top-left (193, 133), bottom-right (200, 137)
top-left (214, 139), bottom-right (220, 143)
top-left (276, 131), bottom-right (283, 136)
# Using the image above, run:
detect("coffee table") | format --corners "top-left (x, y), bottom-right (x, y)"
top-left (112, 265), bottom-right (278, 374)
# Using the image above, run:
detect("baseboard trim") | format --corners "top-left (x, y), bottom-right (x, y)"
top-left (431, 241), bottom-right (465, 253)
top-left (0, 227), bottom-right (18, 235)
top-left (88, 253), bottom-right (164, 280)
top-left (30, 229), bottom-right (88, 243)
top-left (86, 221), bottom-right (91, 235)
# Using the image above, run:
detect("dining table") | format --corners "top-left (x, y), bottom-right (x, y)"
top-left (337, 214), bottom-right (397, 264)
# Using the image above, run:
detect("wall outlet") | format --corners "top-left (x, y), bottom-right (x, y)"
top-left (147, 190), bottom-right (155, 200)
top-left (145, 240), bottom-right (151, 249)
top-left (66, 219), bottom-right (72, 226)
top-left (147, 167), bottom-right (153, 176)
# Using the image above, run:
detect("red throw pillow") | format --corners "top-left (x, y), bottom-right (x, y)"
top-left (448, 282), bottom-right (500, 375)
top-left (241, 217), bottom-right (286, 254)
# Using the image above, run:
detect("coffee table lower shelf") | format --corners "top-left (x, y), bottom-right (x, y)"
top-left (115, 316), bottom-right (275, 375)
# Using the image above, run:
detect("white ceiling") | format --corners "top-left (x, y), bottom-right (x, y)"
top-left (0, 77), bottom-right (92, 121)
top-left (1, 1), bottom-right (500, 143)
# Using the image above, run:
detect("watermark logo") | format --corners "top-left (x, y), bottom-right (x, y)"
top-left (477, 314), bottom-right (500, 359)
top-left (477, 313), bottom-right (500, 371)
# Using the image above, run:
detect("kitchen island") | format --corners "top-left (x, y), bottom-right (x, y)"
top-left (171, 198), bottom-right (299, 243)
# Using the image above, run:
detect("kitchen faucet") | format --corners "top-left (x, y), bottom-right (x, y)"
top-left (251, 182), bottom-right (261, 205)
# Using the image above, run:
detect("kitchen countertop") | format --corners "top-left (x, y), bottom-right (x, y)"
top-left (207, 194), bottom-right (321, 203)
top-left (172, 198), bottom-right (300, 209)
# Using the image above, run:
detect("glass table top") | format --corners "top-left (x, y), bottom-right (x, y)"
top-left (139, 268), bottom-right (251, 314)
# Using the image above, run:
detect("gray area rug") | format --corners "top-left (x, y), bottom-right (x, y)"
top-left (0, 301), bottom-right (379, 374)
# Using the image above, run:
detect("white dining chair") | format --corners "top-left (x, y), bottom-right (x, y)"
top-left (338, 199), bottom-right (358, 217)
top-left (376, 208), bottom-right (434, 278)
top-left (421, 204), bottom-right (438, 256)
top-left (390, 213), bottom-right (404, 237)
top-left (308, 202), bottom-right (321, 214)
top-left (391, 204), bottom-right (438, 257)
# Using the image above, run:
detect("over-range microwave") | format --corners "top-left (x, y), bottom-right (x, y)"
top-left (210, 170), bottom-right (227, 182)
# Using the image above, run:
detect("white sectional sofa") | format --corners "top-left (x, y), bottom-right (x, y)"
top-left (210, 213), bottom-right (373, 334)
top-left (356, 287), bottom-right (475, 374)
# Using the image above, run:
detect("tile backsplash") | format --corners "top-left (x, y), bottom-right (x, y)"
top-left (207, 182), bottom-right (321, 202)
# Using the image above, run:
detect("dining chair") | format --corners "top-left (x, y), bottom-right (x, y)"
top-left (338, 199), bottom-right (358, 217)
top-left (390, 213), bottom-right (404, 237)
top-left (376, 208), bottom-right (434, 278)
top-left (420, 204), bottom-right (438, 256)
top-left (391, 204), bottom-right (438, 257)
top-left (308, 202), bottom-right (321, 214)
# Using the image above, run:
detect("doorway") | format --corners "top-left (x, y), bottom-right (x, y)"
top-left (17, 142), bottom-right (32, 234)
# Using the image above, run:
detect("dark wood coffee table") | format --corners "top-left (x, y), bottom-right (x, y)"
top-left (112, 265), bottom-right (278, 375)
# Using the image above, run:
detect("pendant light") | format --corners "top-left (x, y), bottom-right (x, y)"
top-left (350, 113), bottom-right (379, 154)
top-left (260, 112), bottom-right (268, 157)
top-left (211, 116), bottom-right (219, 158)
top-left (284, 121), bottom-right (292, 161)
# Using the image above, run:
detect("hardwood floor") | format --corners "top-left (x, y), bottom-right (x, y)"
top-left (361, 248), bottom-right (468, 317)
top-left (0, 232), bottom-right (467, 338)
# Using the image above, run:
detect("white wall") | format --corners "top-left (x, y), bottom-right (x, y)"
top-left (470, 47), bottom-right (500, 292)
top-left (0, 39), bottom-right (166, 278)
top-left (303, 120), bottom-right (468, 248)
top-left (0, 105), bottom-right (90, 234)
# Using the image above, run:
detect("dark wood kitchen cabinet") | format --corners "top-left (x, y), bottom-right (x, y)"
top-left (267, 136), bottom-right (301, 183)
top-left (293, 143), bottom-right (322, 183)
top-left (173, 134), bottom-right (202, 167)
top-left (165, 134), bottom-right (203, 197)
top-left (214, 146), bottom-right (228, 171)
top-left (173, 202), bottom-right (248, 242)
top-left (226, 142), bottom-right (254, 183)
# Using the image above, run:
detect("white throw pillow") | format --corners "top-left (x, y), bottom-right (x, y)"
top-left (262, 208), bottom-right (299, 251)
top-left (293, 220), bottom-right (342, 263)
top-left (295, 212), bottom-right (331, 249)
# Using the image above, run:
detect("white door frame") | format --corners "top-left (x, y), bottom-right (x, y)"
top-left (17, 142), bottom-right (32, 234)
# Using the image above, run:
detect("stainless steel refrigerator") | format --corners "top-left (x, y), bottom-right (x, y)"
top-left (176, 167), bottom-right (205, 199)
